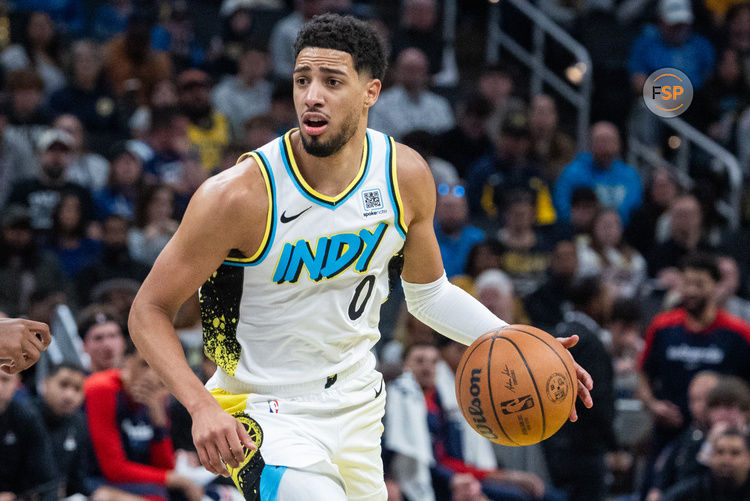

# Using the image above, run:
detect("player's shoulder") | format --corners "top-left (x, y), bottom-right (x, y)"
top-left (193, 154), bottom-right (269, 215)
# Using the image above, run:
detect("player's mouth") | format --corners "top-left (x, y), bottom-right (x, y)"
top-left (302, 113), bottom-right (329, 136)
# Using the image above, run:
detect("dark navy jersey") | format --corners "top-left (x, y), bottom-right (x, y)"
top-left (640, 308), bottom-right (750, 418)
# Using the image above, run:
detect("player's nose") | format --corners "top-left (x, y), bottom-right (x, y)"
top-left (304, 81), bottom-right (325, 107)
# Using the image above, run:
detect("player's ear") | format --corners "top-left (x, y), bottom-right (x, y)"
top-left (364, 78), bottom-right (381, 108)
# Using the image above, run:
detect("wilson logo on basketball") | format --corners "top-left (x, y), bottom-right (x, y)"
top-left (500, 395), bottom-right (535, 415)
top-left (468, 368), bottom-right (498, 440)
top-left (545, 373), bottom-right (569, 403)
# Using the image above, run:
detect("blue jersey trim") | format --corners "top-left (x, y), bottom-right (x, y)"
top-left (260, 464), bottom-right (287, 500)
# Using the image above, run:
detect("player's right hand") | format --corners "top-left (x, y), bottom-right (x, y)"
top-left (190, 400), bottom-right (257, 476)
top-left (0, 318), bottom-right (51, 375)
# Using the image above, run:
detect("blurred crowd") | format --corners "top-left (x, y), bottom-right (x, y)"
top-left (2, 0), bottom-right (750, 500)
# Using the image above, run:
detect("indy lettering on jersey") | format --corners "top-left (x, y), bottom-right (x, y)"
top-left (272, 222), bottom-right (388, 284)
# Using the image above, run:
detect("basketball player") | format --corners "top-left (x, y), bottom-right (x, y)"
top-left (0, 317), bottom-right (51, 374)
top-left (129, 14), bottom-right (593, 501)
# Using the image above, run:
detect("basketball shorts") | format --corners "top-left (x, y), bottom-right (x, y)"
top-left (206, 353), bottom-right (387, 501)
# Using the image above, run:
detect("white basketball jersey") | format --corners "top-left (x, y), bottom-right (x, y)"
top-left (199, 129), bottom-right (406, 387)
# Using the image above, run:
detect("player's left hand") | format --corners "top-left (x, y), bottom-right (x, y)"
top-left (556, 335), bottom-right (593, 422)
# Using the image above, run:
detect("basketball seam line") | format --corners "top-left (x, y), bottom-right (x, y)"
top-left (508, 326), bottom-right (577, 421)
top-left (487, 334), bottom-right (519, 446)
top-left (498, 335), bottom-right (546, 443)
top-left (457, 337), bottom-right (497, 440)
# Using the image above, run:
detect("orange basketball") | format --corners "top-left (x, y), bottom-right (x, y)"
top-left (455, 324), bottom-right (577, 447)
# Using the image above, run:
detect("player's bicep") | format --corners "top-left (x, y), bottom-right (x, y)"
top-left (401, 216), bottom-right (444, 283)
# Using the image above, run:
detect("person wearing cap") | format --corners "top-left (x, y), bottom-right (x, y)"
top-left (628, 0), bottom-right (715, 92)
top-left (177, 69), bottom-right (230, 173)
top-left (5, 128), bottom-right (95, 233)
top-left (466, 111), bottom-right (555, 227)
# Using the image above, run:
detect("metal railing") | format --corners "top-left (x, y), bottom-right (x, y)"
top-left (627, 115), bottom-right (743, 229)
top-left (486, 0), bottom-right (593, 147)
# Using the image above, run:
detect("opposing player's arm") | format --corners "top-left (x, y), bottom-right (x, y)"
top-left (129, 159), bottom-right (265, 474)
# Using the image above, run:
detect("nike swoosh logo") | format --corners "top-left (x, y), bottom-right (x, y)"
top-left (374, 378), bottom-right (384, 398)
top-left (280, 206), bottom-right (312, 223)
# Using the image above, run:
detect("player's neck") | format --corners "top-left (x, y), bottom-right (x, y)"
top-left (291, 127), bottom-right (368, 197)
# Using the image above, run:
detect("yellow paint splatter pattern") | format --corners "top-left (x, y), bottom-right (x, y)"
top-left (199, 264), bottom-right (244, 376)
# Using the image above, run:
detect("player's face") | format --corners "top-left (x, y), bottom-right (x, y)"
top-left (710, 435), bottom-right (750, 485)
top-left (43, 368), bottom-right (85, 416)
top-left (293, 47), bottom-right (380, 157)
top-left (84, 322), bottom-right (126, 372)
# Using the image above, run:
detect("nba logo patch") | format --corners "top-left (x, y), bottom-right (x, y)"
top-left (362, 189), bottom-right (383, 212)
top-left (268, 400), bottom-right (279, 413)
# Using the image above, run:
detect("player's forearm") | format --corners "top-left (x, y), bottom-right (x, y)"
top-left (402, 273), bottom-right (508, 345)
top-left (128, 300), bottom-right (215, 413)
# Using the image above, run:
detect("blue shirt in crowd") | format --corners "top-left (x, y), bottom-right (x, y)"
top-left (628, 25), bottom-right (715, 89)
top-left (434, 224), bottom-right (485, 278)
top-left (553, 152), bottom-right (643, 225)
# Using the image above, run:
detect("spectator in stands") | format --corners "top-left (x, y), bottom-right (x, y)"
top-left (449, 239), bottom-right (504, 296)
top-left (554, 121), bottom-right (642, 226)
top-left (45, 192), bottom-right (102, 279)
top-left (5, 68), bottom-right (53, 149)
top-left (524, 239), bottom-right (578, 333)
top-left (269, 80), bottom-right (297, 135)
top-left (725, 3), bottom-right (750, 87)
top-left (548, 275), bottom-right (615, 501)
top-left (0, 205), bottom-right (66, 317)
top-left (647, 194), bottom-right (712, 277)
top-left (104, 12), bottom-right (173, 109)
top-left (527, 94), bottom-right (576, 182)
top-left (34, 362), bottom-right (90, 496)
top-left (716, 256), bottom-right (750, 323)
top-left (0, 11), bottom-right (66, 95)
top-left (378, 306), bottom-right (437, 381)
top-left (386, 343), bottom-right (562, 501)
top-left (661, 427), bottom-right (750, 501)
top-left (556, 186), bottom-right (601, 243)
top-left (467, 112), bottom-right (555, 227)
top-left (434, 182), bottom-right (485, 278)
top-left (212, 45), bottom-right (273, 140)
top-left (84, 339), bottom-right (202, 500)
top-left (7, 128), bottom-right (95, 234)
top-left (402, 130), bottom-right (460, 187)
top-left (151, 0), bottom-right (205, 74)
top-left (475, 269), bottom-right (521, 324)
top-left (496, 190), bottom-right (554, 297)
top-left (92, 0), bottom-right (135, 41)
top-left (369, 47), bottom-right (455, 139)
top-left (578, 208), bottom-right (647, 299)
top-left (94, 140), bottom-right (144, 221)
top-left (77, 304), bottom-right (126, 374)
top-left (625, 168), bottom-right (681, 255)
top-left (648, 373), bottom-right (745, 500)
top-left (0, 369), bottom-right (57, 500)
top-left (49, 41), bottom-right (123, 144)
top-left (436, 94), bottom-right (495, 178)
top-left (127, 184), bottom-right (177, 266)
top-left (606, 297), bottom-right (645, 399)
top-left (628, 0), bottom-right (715, 92)
top-left (76, 214), bottom-right (149, 305)
top-left (639, 253), bottom-right (750, 454)
top-left (178, 69), bottom-right (230, 174)
top-left (0, 99), bottom-right (38, 207)
top-left (391, 0), bottom-right (444, 75)
top-left (477, 63), bottom-right (526, 144)
top-left (53, 114), bottom-right (110, 193)
top-left (269, 0), bottom-right (327, 80)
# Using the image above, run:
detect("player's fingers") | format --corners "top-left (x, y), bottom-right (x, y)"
top-left (568, 404), bottom-right (578, 422)
top-left (205, 443), bottom-right (230, 477)
top-left (19, 339), bottom-right (40, 370)
top-left (216, 434), bottom-right (239, 469)
top-left (577, 380), bottom-right (593, 408)
top-left (0, 363), bottom-right (18, 375)
top-left (225, 431), bottom-right (246, 467)
top-left (195, 445), bottom-right (218, 475)
top-left (24, 329), bottom-right (46, 352)
top-left (556, 335), bottom-right (579, 349)
top-left (575, 362), bottom-right (594, 391)
top-left (23, 320), bottom-right (51, 348)
top-left (236, 420), bottom-right (257, 451)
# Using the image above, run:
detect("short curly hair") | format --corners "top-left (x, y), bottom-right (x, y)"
top-left (293, 13), bottom-right (387, 81)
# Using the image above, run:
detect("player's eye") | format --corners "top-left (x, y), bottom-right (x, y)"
top-left (328, 79), bottom-right (340, 87)
top-left (295, 77), bottom-right (308, 85)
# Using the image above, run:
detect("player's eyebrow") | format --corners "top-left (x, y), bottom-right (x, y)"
top-left (293, 65), bottom-right (348, 77)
